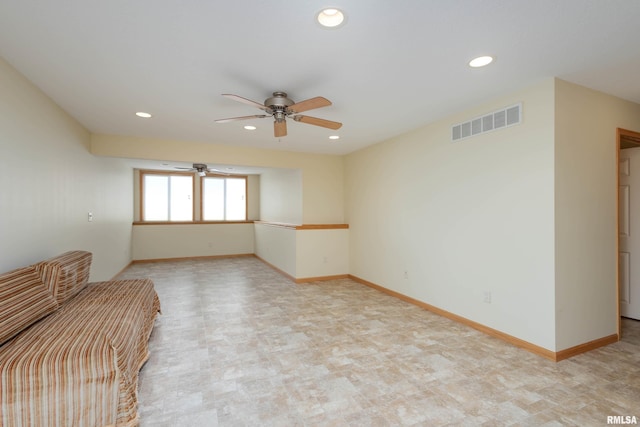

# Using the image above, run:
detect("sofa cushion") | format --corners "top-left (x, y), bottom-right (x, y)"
top-left (35, 250), bottom-right (92, 305)
top-left (0, 265), bottom-right (59, 346)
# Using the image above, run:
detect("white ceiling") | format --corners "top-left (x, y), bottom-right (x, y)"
top-left (1, 0), bottom-right (639, 156)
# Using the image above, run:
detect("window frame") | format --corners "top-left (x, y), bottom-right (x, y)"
top-left (140, 170), bottom-right (196, 222)
top-left (137, 170), bottom-right (251, 224)
top-left (199, 174), bottom-right (248, 222)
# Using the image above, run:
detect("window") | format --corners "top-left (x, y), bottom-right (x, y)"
top-left (138, 170), bottom-right (249, 223)
top-left (141, 172), bottom-right (194, 221)
top-left (202, 176), bottom-right (247, 221)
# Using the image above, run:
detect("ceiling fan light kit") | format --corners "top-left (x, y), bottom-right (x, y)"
top-left (216, 91), bottom-right (342, 138)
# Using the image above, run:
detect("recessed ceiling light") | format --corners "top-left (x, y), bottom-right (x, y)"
top-left (135, 112), bottom-right (152, 118)
top-left (329, 135), bottom-right (340, 140)
top-left (469, 56), bottom-right (494, 68)
top-left (244, 125), bottom-right (257, 130)
top-left (316, 8), bottom-right (346, 28)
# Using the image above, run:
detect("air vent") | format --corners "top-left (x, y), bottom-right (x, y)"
top-left (451, 103), bottom-right (522, 142)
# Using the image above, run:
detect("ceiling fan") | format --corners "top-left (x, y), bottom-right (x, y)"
top-left (215, 91), bottom-right (342, 137)
top-left (175, 163), bottom-right (229, 176)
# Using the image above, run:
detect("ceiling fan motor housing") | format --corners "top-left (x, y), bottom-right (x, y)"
top-left (265, 92), bottom-right (294, 121)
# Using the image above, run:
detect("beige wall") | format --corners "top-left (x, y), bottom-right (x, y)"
top-left (132, 223), bottom-right (255, 260)
top-left (254, 224), bottom-right (297, 277)
top-left (260, 168), bottom-right (302, 224)
top-left (345, 79), bottom-right (558, 350)
top-left (91, 134), bottom-right (344, 224)
top-left (554, 79), bottom-right (640, 350)
top-left (296, 229), bottom-right (349, 279)
top-left (247, 175), bottom-right (260, 220)
top-left (0, 56), bottom-right (133, 280)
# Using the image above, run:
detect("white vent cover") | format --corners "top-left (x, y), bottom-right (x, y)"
top-left (452, 103), bottom-right (522, 142)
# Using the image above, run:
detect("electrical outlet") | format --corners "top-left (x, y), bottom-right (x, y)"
top-left (87, 212), bottom-right (93, 222)
top-left (403, 270), bottom-right (409, 279)
top-left (483, 291), bottom-right (492, 304)
top-left (323, 256), bottom-right (328, 264)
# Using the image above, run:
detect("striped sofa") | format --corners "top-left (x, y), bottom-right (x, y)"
top-left (0, 251), bottom-right (161, 427)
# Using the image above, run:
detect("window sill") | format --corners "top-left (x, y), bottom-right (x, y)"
top-left (133, 220), bottom-right (255, 225)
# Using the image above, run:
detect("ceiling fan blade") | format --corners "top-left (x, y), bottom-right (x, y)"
top-left (175, 167), bottom-right (195, 170)
top-left (289, 96), bottom-right (331, 113)
top-left (294, 115), bottom-right (342, 130)
top-left (206, 168), bottom-right (231, 176)
top-left (274, 120), bottom-right (287, 137)
top-left (215, 115), bottom-right (268, 123)
top-left (222, 94), bottom-right (269, 111)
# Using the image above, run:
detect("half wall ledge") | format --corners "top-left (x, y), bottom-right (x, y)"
top-left (254, 221), bottom-right (349, 230)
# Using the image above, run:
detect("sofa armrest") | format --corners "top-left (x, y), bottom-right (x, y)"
top-left (35, 250), bottom-right (92, 305)
top-left (0, 265), bottom-right (58, 346)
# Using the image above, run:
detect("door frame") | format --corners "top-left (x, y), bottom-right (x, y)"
top-left (617, 127), bottom-right (640, 337)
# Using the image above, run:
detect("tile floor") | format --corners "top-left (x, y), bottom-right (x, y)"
top-left (116, 257), bottom-right (640, 426)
